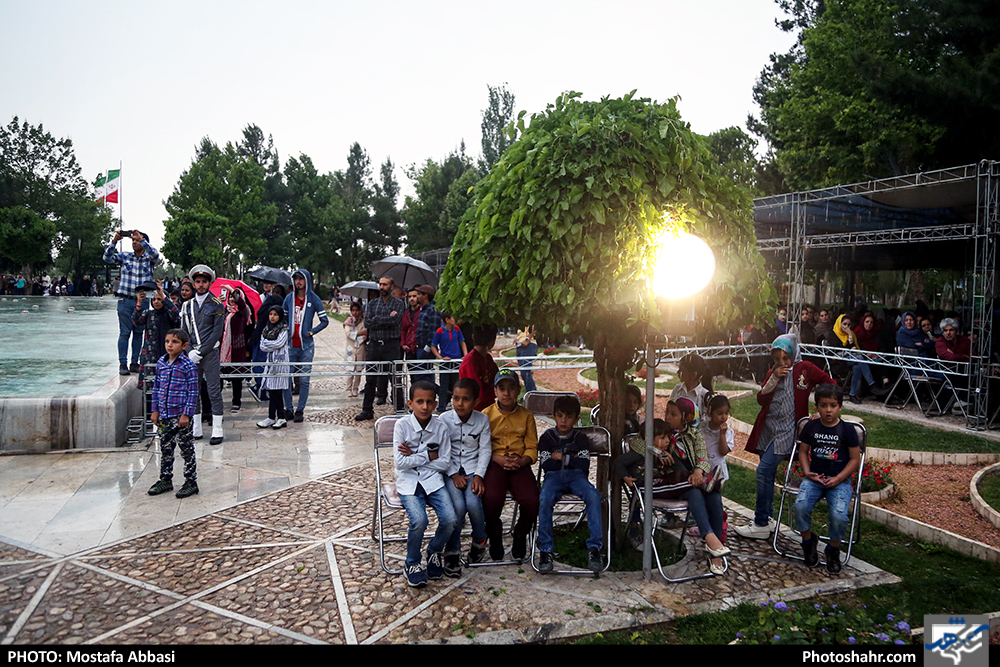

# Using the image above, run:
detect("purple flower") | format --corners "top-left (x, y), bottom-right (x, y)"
top-left (896, 621), bottom-right (911, 632)
top-left (876, 633), bottom-right (890, 642)
top-left (895, 640), bottom-right (906, 645)
top-left (761, 602), bottom-right (769, 608)
top-left (775, 602), bottom-right (788, 611)
top-left (774, 635), bottom-right (781, 641)
top-left (736, 633), bottom-right (742, 639)
top-left (815, 604), bottom-right (821, 610)
top-left (848, 637), bottom-right (856, 644)
top-left (821, 629), bottom-right (828, 634)
top-left (887, 614), bottom-right (894, 621)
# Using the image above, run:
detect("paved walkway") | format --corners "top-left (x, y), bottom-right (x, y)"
top-left (0, 334), bottom-right (901, 645)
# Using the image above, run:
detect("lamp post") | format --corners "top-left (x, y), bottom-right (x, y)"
top-left (642, 228), bottom-right (715, 580)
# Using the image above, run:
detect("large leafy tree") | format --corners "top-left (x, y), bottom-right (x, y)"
top-left (0, 116), bottom-right (90, 279)
top-left (751, 0), bottom-right (1000, 191)
top-left (162, 137), bottom-right (277, 276)
top-left (401, 144), bottom-right (480, 254)
top-left (370, 157), bottom-right (403, 257)
top-left (479, 83), bottom-right (518, 174)
top-left (283, 153), bottom-right (351, 287)
top-left (440, 92), bottom-right (774, 537)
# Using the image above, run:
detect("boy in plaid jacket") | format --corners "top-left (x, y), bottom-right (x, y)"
top-left (147, 329), bottom-right (201, 499)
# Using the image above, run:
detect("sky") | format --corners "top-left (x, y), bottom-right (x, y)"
top-left (1, 0), bottom-right (797, 252)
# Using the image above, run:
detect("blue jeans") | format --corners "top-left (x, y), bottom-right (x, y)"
top-left (399, 484), bottom-right (457, 567)
top-left (681, 486), bottom-right (725, 539)
top-left (754, 440), bottom-right (785, 527)
top-left (849, 360), bottom-right (875, 396)
top-left (793, 478), bottom-right (852, 542)
top-left (445, 473), bottom-right (487, 554)
top-left (285, 343), bottom-right (314, 412)
top-left (116, 298), bottom-right (142, 367)
top-left (537, 469), bottom-right (603, 552)
top-left (516, 343), bottom-right (538, 393)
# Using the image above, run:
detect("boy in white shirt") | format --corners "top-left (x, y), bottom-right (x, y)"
top-left (394, 381), bottom-right (457, 588)
top-left (440, 379), bottom-right (492, 574)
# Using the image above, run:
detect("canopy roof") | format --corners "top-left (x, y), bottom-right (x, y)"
top-left (752, 162), bottom-right (996, 271)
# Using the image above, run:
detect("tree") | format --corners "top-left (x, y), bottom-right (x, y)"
top-left (53, 199), bottom-right (117, 283)
top-left (333, 142), bottom-right (377, 278)
top-left (283, 153), bottom-right (351, 287)
top-left (371, 158), bottom-right (403, 255)
top-left (0, 116), bottom-right (89, 280)
top-left (479, 83), bottom-right (517, 174)
top-left (401, 144), bottom-right (480, 254)
top-left (704, 126), bottom-right (761, 194)
top-left (750, 0), bottom-right (1000, 191)
top-left (162, 137), bottom-right (277, 276)
top-left (439, 92), bottom-right (775, 541)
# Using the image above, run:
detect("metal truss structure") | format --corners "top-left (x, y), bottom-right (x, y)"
top-left (753, 161), bottom-right (1000, 428)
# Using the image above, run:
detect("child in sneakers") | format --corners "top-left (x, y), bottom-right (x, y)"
top-left (148, 329), bottom-right (200, 499)
top-left (257, 306), bottom-right (291, 430)
top-left (537, 395), bottom-right (603, 574)
top-left (441, 378), bottom-right (492, 574)
top-left (794, 383), bottom-right (860, 574)
top-left (394, 381), bottom-right (457, 588)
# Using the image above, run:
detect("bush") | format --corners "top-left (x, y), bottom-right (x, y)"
top-left (736, 600), bottom-right (913, 645)
top-left (577, 389), bottom-right (599, 408)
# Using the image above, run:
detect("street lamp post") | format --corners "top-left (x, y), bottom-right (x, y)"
top-left (642, 228), bottom-right (716, 581)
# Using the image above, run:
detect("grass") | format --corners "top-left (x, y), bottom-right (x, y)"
top-left (978, 471), bottom-right (1000, 513)
top-left (727, 392), bottom-right (997, 453)
top-left (552, 523), bottom-right (684, 572)
top-left (578, 368), bottom-right (748, 395)
top-left (572, 463), bottom-right (1000, 644)
top-left (327, 309), bottom-right (349, 323)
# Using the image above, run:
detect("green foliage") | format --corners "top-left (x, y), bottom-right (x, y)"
top-left (704, 126), bottom-right (760, 194)
top-left (53, 203), bottom-right (117, 280)
top-left (0, 207), bottom-right (57, 268)
top-left (479, 83), bottom-right (518, 174)
top-left (976, 472), bottom-right (1000, 514)
top-left (738, 599), bottom-right (913, 645)
top-left (402, 145), bottom-right (480, 254)
top-left (752, 0), bottom-right (1000, 190)
top-left (440, 91), bottom-right (773, 336)
top-left (162, 137), bottom-right (277, 276)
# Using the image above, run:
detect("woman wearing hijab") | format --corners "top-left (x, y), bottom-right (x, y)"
top-left (220, 288), bottom-right (252, 412)
top-left (735, 334), bottom-right (835, 540)
top-left (829, 314), bottom-right (882, 404)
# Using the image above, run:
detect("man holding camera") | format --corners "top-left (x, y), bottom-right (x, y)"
top-left (104, 229), bottom-right (159, 375)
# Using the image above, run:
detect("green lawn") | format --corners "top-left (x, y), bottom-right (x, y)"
top-left (978, 472), bottom-right (1000, 513)
top-left (728, 393), bottom-right (997, 454)
top-left (574, 464), bottom-right (1000, 645)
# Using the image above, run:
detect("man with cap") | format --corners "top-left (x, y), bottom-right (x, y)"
top-left (103, 229), bottom-right (159, 375)
top-left (179, 264), bottom-right (227, 444)
top-left (282, 269), bottom-right (329, 422)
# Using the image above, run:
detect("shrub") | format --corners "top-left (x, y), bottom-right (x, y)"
top-left (736, 600), bottom-right (913, 645)
top-left (577, 389), bottom-right (599, 408)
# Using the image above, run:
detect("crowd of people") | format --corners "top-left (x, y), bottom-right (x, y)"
top-left (0, 272), bottom-right (108, 296)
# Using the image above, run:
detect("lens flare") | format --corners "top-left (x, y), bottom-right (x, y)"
top-left (651, 230), bottom-right (715, 298)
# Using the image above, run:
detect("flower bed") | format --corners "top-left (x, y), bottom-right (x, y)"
top-left (576, 388), bottom-right (599, 408)
top-left (736, 600), bottom-right (913, 645)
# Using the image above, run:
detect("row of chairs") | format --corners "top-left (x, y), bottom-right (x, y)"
top-left (371, 393), bottom-right (867, 580)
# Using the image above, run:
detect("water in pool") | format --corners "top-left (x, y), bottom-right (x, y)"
top-left (0, 295), bottom-right (122, 397)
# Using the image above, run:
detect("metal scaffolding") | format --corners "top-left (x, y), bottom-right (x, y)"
top-left (754, 160), bottom-right (1000, 429)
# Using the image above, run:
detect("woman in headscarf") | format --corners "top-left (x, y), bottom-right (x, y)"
top-left (257, 305), bottom-right (292, 429)
top-left (220, 288), bottom-right (252, 412)
top-left (829, 314), bottom-right (882, 404)
top-left (735, 334), bottom-right (835, 541)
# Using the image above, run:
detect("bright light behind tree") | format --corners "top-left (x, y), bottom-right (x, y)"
top-left (651, 229), bottom-right (716, 299)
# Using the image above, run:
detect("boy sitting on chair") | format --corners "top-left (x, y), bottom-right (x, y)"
top-left (537, 394), bottom-right (603, 574)
top-left (794, 383), bottom-right (861, 574)
top-left (394, 381), bottom-right (457, 588)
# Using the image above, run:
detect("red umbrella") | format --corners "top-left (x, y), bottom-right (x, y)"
top-left (211, 279), bottom-right (263, 314)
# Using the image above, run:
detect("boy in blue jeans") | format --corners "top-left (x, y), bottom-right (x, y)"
top-left (537, 395), bottom-right (603, 574)
top-left (394, 381), bottom-right (457, 588)
top-left (794, 383), bottom-right (861, 574)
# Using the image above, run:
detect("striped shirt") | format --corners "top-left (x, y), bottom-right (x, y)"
top-left (365, 295), bottom-right (406, 342)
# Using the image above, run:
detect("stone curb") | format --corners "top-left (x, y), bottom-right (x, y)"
top-left (970, 463), bottom-right (1000, 531)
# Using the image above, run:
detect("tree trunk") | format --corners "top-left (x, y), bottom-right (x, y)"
top-left (591, 327), bottom-right (639, 551)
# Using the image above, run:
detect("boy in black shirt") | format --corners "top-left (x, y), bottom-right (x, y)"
top-left (536, 395), bottom-right (603, 574)
top-left (793, 384), bottom-right (861, 573)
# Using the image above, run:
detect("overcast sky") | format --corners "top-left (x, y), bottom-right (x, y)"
top-left (2, 0), bottom-right (797, 251)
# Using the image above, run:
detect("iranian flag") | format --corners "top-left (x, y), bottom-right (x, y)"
top-left (94, 174), bottom-right (106, 204)
top-left (104, 169), bottom-right (120, 204)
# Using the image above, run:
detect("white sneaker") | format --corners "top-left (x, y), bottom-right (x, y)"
top-left (734, 518), bottom-right (776, 540)
top-left (272, 418), bottom-right (287, 429)
top-left (257, 418), bottom-right (276, 428)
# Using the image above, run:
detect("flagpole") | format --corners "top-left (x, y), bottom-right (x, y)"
top-left (118, 160), bottom-right (123, 228)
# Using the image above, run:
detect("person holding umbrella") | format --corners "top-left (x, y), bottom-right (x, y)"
top-left (355, 276), bottom-right (406, 421)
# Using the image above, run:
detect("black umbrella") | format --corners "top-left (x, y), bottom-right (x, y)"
top-left (371, 255), bottom-right (438, 290)
top-left (246, 266), bottom-right (292, 289)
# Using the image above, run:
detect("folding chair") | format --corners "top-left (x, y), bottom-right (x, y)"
top-left (371, 414), bottom-right (410, 575)
top-left (622, 483), bottom-right (729, 582)
top-left (528, 425), bottom-right (612, 574)
top-left (772, 416), bottom-right (867, 567)
top-left (883, 347), bottom-right (946, 414)
top-left (523, 391), bottom-right (580, 420)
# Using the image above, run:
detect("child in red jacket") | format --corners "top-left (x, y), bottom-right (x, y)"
top-left (734, 334), bottom-right (834, 540)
